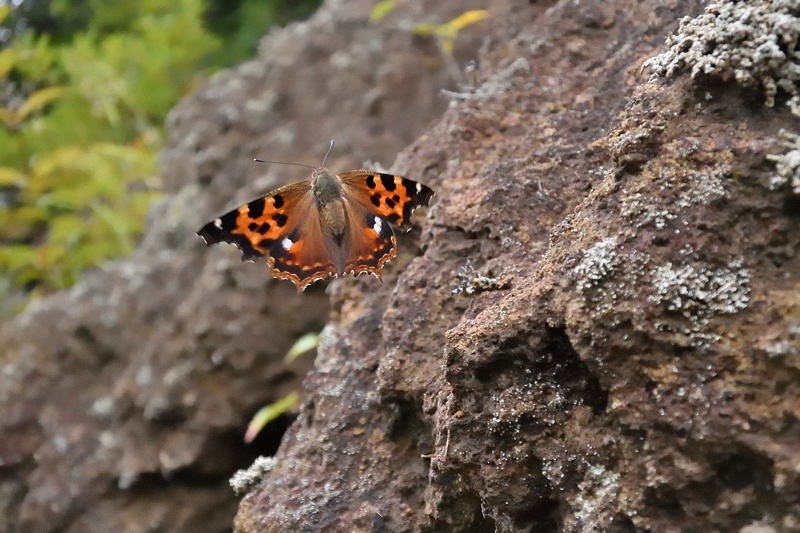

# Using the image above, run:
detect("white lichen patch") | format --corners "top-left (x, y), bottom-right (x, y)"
top-left (650, 260), bottom-right (751, 316)
top-left (573, 237), bottom-right (651, 323)
top-left (572, 464), bottom-right (623, 526)
top-left (757, 324), bottom-right (800, 369)
top-left (621, 191), bottom-right (677, 230)
top-left (230, 456), bottom-right (278, 495)
top-left (643, 0), bottom-right (800, 111)
top-left (674, 168), bottom-right (729, 208)
top-left (452, 260), bottom-right (507, 295)
top-left (575, 238), bottom-right (620, 293)
top-left (621, 167), bottom-right (729, 230)
top-left (648, 259), bottom-right (751, 346)
top-left (767, 129), bottom-right (800, 194)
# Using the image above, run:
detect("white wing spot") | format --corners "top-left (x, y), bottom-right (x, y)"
top-left (416, 183), bottom-right (422, 193)
top-left (372, 216), bottom-right (383, 236)
top-left (214, 219), bottom-right (223, 229)
top-left (281, 237), bottom-right (293, 251)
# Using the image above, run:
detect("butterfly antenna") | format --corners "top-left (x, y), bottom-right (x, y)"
top-left (321, 140), bottom-right (334, 167)
top-left (253, 158), bottom-right (315, 170)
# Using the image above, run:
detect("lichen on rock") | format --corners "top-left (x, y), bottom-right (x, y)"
top-left (648, 259), bottom-right (751, 347)
top-left (768, 129), bottom-right (800, 194)
top-left (230, 456), bottom-right (277, 496)
top-left (644, 0), bottom-right (800, 110)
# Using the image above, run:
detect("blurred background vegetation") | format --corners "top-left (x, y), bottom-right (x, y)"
top-left (0, 0), bottom-right (320, 315)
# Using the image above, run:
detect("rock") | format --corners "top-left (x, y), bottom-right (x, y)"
top-left (3, 0), bottom-right (799, 531)
top-left (236, 1), bottom-right (800, 531)
top-left (0, 0), bottom-right (484, 531)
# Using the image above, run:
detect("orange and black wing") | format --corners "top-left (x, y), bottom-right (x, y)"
top-left (337, 170), bottom-right (434, 278)
top-left (339, 170), bottom-right (434, 230)
top-left (197, 181), bottom-right (339, 291)
top-left (340, 202), bottom-right (398, 279)
top-left (197, 181), bottom-right (312, 260)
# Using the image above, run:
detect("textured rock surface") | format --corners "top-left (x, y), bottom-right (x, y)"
top-left (2, 0), bottom-right (799, 532)
top-left (235, 0), bottom-right (800, 531)
top-left (0, 0), bottom-right (483, 531)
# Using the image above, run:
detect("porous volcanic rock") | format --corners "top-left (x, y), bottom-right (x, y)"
top-left (3, 0), bottom-right (799, 532)
top-left (235, 1), bottom-right (800, 532)
top-left (0, 0), bottom-right (485, 531)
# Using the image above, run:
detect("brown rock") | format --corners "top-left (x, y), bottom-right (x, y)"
top-left (3, 0), bottom-right (799, 532)
top-left (0, 1), bottom-right (484, 531)
top-left (236, 1), bottom-right (799, 532)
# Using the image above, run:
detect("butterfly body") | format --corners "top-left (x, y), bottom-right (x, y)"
top-left (312, 168), bottom-right (348, 236)
top-left (198, 166), bottom-right (434, 292)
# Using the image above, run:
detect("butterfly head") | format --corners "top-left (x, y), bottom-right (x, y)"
top-left (311, 167), bottom-right (343, 205)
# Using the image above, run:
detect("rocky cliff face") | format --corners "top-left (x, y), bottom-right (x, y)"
top-left (2, 0), bottom-right (798, 532)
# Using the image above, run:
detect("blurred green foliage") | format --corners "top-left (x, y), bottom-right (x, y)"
top-left (0, 0), bottom-right (320, 308)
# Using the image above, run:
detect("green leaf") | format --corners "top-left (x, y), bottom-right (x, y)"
top-left (285, 332), bottom-right (321, 363)
top-left (244, 392), bottom-right (300, 443)
top-left (370, 0), bottom-right (396, 22)
top-left (412, 22), bottom-right (437, 36)
top-left (89, 200), bottom-right (135, 254)
top-left (16, 87), bottom-right (68, 121)
top-left (48, 214), bottom-right (85, 245)
top-left (0, 245), bottom-right (36, 270)
top-left (0, 48), bottom-right (16, 78)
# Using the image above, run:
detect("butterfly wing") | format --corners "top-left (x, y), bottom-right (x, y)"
top-left (338, 170), bottom-right (434, 278)
top-left (339, 201), bottom-right (398, 279)
top-left (197, 181), bottom-right (339, 291)
top-left (339, 170), bottom-right (435, 230)
top-left (197, 169), bottom-right (434, 291)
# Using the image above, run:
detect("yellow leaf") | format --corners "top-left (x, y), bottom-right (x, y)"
top-left (447, 10), bottom-right (490, 32)
top-left (16, 86), bottom-right (67, 121)
top-left (413, 10), bottom-right (490, 54)
top-left (0, 48), bottom-right (16, 79)
top-left (0, 167), bottom-right (24, 186)
top-left (370, 0), bottom-right (396, 22)
top-left (244, 392), bottom-right (300, 443)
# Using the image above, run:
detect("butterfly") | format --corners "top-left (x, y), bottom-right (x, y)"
top-left (197, 166), bottom-right (434, 292)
